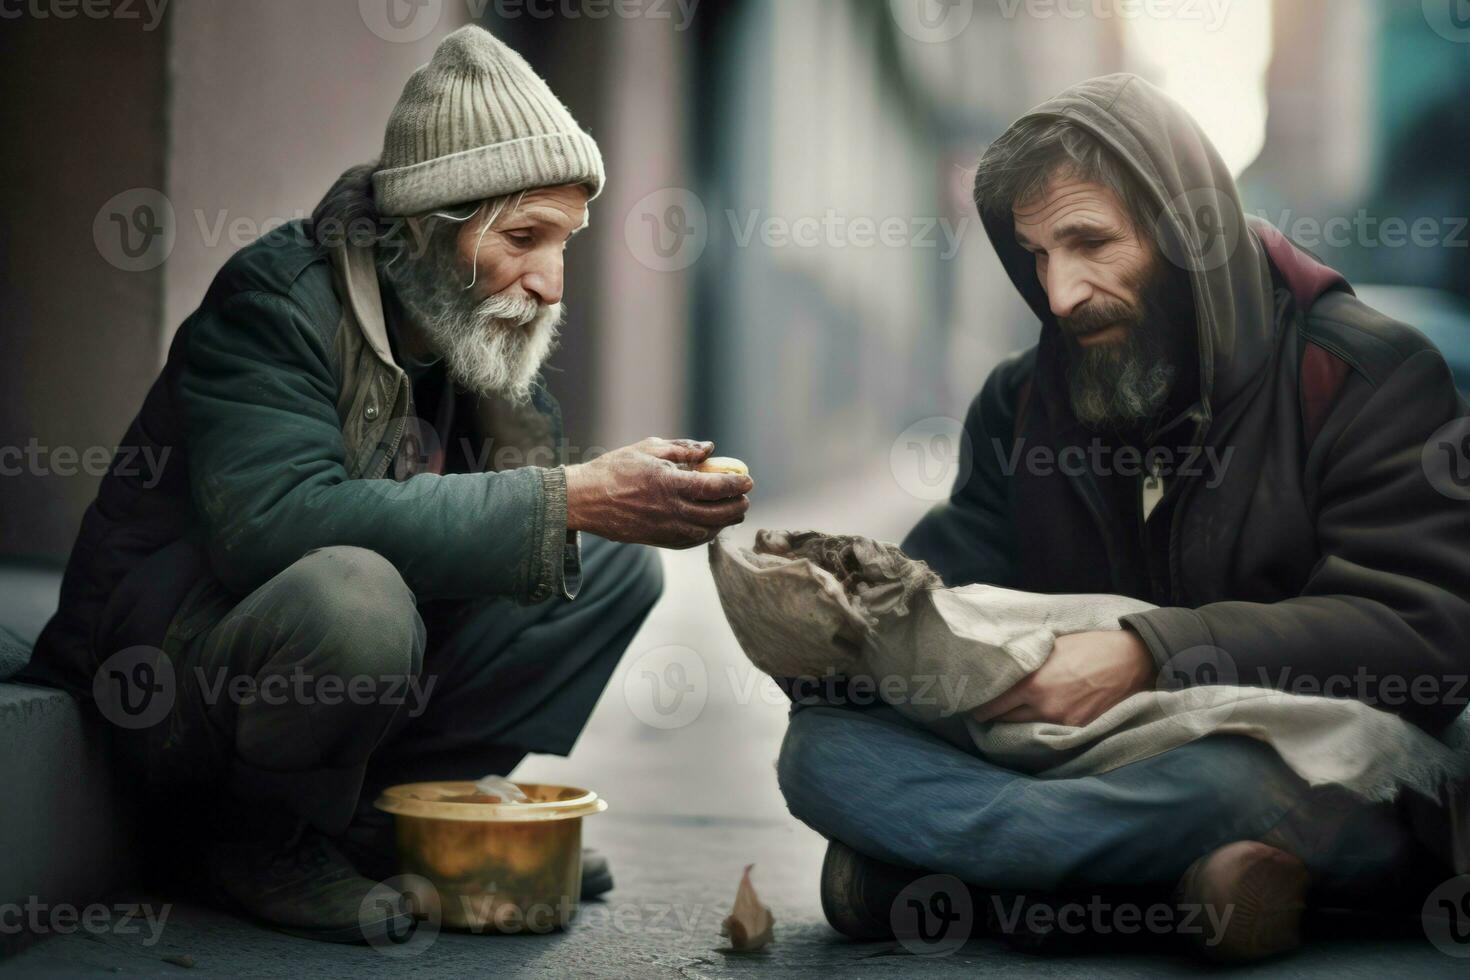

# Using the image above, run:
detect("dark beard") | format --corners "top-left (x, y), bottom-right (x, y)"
top-left (1060, 258), bottom-right (1193, 434)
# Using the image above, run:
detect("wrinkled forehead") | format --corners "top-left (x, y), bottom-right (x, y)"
top-left (1012, 176), bottom-right (1132, 245)
top-left (499, 184), bottom-right (590, 231)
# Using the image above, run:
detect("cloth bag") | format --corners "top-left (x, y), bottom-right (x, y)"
top-left (710, 530), bottom-right (1470, 806)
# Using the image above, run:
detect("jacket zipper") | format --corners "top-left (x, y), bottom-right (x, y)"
top-left (367, 379), bottom-right (411, 481)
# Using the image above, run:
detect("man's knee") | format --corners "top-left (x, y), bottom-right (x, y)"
top-left (267, 546), bottom-right (424, 680)
top-left (776, 707), bottom-right (854, 815)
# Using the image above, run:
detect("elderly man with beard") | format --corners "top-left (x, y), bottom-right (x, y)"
top-left (777, 75), bottom-right (1470, 962)
top-left (23, 26), bottom-right (751, 943)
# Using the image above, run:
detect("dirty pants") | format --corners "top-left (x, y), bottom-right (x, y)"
top-left (121, 535), bottom-right (660, 852)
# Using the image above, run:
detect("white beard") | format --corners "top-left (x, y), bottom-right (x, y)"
top-left (423, 290), bottom-right (563, 404)
top-left (385, 242), bottom-right (563, 404)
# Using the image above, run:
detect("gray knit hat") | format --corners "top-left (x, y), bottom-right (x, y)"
top-left (373, 25), bottom-right (605, 217)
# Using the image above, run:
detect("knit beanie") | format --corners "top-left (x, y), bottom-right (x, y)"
top-left (373, 25), bottom-right (605, 217)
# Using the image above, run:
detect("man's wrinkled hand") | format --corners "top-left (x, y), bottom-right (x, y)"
top-left (565, 438), bottom-right (754, 550)
top-left (970, 629), bottom-right (1157, 728)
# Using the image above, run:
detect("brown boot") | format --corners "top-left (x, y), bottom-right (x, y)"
top-left (1175, 841), bottom-right (1310, 962)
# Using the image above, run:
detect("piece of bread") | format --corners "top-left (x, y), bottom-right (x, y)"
top-left (697, 456), bottom-right (749, 476)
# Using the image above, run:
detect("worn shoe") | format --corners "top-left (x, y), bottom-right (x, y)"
top-left (819, 839), bottom-right (918, 940)
top-left (581, 848), bottom-right (614, 899)
top-left (207, 824), bottom-right (414, 944)
top-left (1175, 840), bottom-right (1310, 962)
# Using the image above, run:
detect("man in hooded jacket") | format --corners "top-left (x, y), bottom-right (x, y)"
top-left (776, 75), bottom-right (1470, 961)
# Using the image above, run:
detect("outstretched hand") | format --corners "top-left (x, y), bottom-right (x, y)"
top-left (565, 438), bottom-right (754, 550)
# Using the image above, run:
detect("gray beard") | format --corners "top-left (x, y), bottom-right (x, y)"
top-left (384, 241), bottom-right (563, 405)
top-left (1067, 329), bottom-right (1176, 432)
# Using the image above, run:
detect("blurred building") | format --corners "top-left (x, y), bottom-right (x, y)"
top-left (2, 0), bottom-right (1467, 559)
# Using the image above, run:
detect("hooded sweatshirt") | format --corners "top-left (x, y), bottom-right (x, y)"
top-left (904, 75), bottom-right (1470, 734)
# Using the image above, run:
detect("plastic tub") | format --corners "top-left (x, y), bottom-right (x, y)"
top-left (374, 781), bottom-right (607, 933)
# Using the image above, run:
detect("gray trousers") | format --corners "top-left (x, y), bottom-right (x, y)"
top-left (122, 535), bottom-right (661, 852)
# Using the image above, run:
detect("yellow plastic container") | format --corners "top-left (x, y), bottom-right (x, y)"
top-left (374, 781), bottom-right (607, 933)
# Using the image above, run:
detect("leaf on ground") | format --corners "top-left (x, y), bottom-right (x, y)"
top-left (719, 864), bottom-right (774, 951)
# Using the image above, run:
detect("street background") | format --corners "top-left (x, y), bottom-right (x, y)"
top-left (3, 0), bottom-right (1470, 975)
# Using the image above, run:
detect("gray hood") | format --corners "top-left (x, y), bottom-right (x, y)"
top-left (977, 73), bottom-right (1281, 433)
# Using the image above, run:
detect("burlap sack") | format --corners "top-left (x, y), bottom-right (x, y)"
top-left (710, 530), bottom-right (1470, 805)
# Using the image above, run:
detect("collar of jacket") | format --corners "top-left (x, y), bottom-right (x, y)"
top-left (330, 243), bottom-right (412, 479)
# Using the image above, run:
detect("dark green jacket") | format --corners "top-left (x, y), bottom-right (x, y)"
top-left (26, 222), bottom-right (579, 696)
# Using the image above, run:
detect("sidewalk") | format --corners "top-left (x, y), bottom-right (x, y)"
top-left (3, 470), bottom-right (1459, 977)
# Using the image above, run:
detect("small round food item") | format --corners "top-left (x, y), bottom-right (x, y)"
top-left (697, 456), bottom-right (749, 476)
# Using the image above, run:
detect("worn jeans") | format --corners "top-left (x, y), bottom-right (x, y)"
top-left (777, 702), bottom-right (1440, 906)
top-left (120, 534), bottom-right (661, 851)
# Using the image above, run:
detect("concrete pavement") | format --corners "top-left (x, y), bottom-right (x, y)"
top-left (4, 470), bottom-right (1462, 977)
